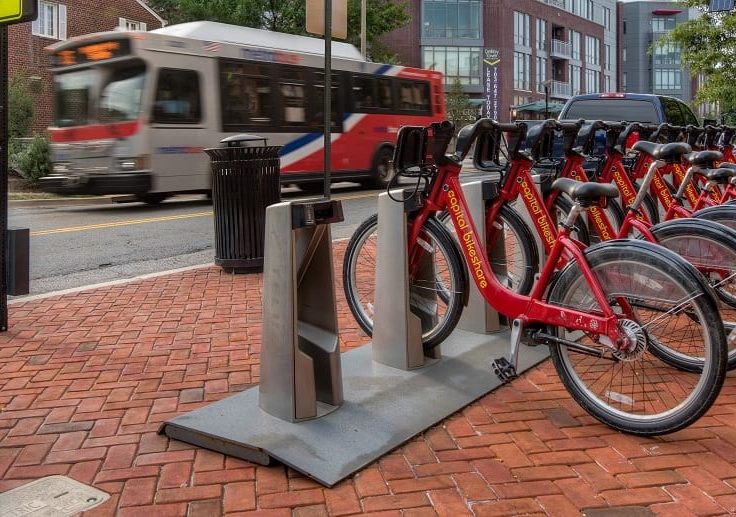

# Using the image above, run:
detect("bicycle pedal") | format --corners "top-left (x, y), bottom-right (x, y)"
top-left (491, 357), bottom-right (518, 382)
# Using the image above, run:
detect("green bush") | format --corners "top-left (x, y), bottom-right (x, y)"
top-left (17, 136), bottom-right (51, 184)
top-left (9, 74), bottom-right (34, 140)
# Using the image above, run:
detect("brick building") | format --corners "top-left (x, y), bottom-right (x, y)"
top-left (383, 0), bottom-right (617, 121)
top-left (8, 0), bottom-right (165, 132)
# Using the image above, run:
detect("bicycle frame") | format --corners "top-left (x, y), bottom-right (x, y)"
top-left (405, 157), bottom-right (623, 341)
top-left (558, 150), bottom-right (657, 242)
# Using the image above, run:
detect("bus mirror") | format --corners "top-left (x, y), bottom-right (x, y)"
top-left (394, 126), bottom-right (428, 173)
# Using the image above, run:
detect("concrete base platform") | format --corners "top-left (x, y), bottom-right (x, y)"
top-left (159, 329), bottom-right (548, 487)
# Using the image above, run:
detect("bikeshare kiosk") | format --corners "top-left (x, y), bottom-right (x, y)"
top-left (160, 192), bottom-right (548, 487)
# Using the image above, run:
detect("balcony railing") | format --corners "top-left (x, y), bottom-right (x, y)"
top-left (541, 0), bottom-right (566, 9)
top-left (535, 80), bottom-right (572, 98)
top-left (550, 80), bottom-right (572, 98)
top-left (551, 39), bottom-right (572, 59)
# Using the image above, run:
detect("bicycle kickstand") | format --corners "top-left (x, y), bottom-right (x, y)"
top-left (491, 319), bottom-right (522, 382)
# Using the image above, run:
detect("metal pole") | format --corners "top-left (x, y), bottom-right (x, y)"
top-left (360, 0), bottom-right (367, 58)
top-left (323, 0), bottom-right (332, 200)
top-left (0, 26), bottom-right (7, 331)
top-left (544, 84), bottom-right (550, 119)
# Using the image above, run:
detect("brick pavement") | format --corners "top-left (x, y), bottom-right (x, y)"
top-left (1, 243), bottom-right (736, 516)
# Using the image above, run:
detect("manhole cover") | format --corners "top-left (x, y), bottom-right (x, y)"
top-left (0, 475), bottom-right (109, 516)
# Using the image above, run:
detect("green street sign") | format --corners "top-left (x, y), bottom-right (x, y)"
top-left (0, 0), bottom-right (38, 25)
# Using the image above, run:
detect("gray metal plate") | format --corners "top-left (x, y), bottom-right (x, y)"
top-left (160, 330), bottom-right (548, 487)
top-left (0, 475), bottom-right (109, 516)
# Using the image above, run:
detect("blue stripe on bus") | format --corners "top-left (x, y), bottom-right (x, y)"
top-left (280, 132), bottom-right (323, 156)
top-left (375, 64), bottom-right (392, 76)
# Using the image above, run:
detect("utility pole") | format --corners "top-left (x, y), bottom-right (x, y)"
top-left (360, 0), bottom-right (367, 58)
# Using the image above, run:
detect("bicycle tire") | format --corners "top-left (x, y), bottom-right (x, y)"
top-left (693, 204), bottom-right (736, 232)
top-left (547, 239), bottom-right (726, 436)
top-left (650, 218), bottom-right (736, 369)
top-left (439, 203), bottom-right (540, 295)
top-left (342, 214), bottom-right (466, 351)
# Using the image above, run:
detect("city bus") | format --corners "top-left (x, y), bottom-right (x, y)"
top-left (41, 21), bottom-right (446, 203)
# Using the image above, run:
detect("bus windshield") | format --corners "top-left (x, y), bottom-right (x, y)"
top-left (54, 62), bottom-right (146, 127)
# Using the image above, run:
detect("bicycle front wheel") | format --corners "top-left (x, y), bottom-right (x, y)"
top-left (342, 215), bottom-right (466, 351)
top-left (693, 204), bottom-right (736, 232)
top-left (650, 219), bottom-right (736, 369)
top-left (547, 240), bottom-right (726, 436)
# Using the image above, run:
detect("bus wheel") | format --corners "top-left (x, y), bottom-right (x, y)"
top-left (136, 193), bottom-right (168, 205)
top-left (366, 146), bottom-right (395, 188)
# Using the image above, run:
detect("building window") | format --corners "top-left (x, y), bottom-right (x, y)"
top-left (585, 69), bottom-right (600, 93)
top-left (422, 0), bottom-right (482, 39)
top-left (32, 1), bottom-right (67, 40)
top-left (622, 72), bottom-right (627, 90)
top-left (586, 0), bottom-right (595, 21)
top-left (622, 48), bottom-right (627, 62)
top-left (536, 18), bottom-right (547, 51)
top-left (653, 42), bottom-right (680, 65)
top-left (652, 16), bottom-right (676, 33)
top-left (604, 44), bottom-right (612, 71)
top-left (602, 6), bottom-right (611, 30)
top-left (569, 30), bottom-right (581, 60)
top-left (118, 17), bottom-right (147, 31)
top-left (514, 51), bottom-right (531, 90)
top-left (585, 36), bottom-right (600, 66)
top-left (514, 11), bottom-right (530, 47)
top-left (654, 69), bottom-right (682, 90)
top-left (604, 74), bottom-right (612, 91)
top-left (423, 46), bottom-right (482, 86)
top-left (569, 64), bottom-right (582, 95)
top-left (536, 56), bottom-right (547, 91)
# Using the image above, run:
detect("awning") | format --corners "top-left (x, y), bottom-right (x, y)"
top-left (511, 100), bottom-right (565, 114)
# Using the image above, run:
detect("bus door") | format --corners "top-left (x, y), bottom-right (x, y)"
top-left (147, 58), bottom-right (215, 193)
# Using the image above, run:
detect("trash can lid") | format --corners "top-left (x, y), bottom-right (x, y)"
top-left (221, 134), bottom-right (268, 147)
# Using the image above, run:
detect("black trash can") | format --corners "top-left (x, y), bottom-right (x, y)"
top-left (206, 134), bottom-right (282, 273)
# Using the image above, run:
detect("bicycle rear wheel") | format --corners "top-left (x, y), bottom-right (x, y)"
top-left (547, 240), bottom-right (726, 436)
top-left (342, 215), bottom-right (466, 351)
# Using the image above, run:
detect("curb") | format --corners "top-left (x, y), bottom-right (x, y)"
top-left (9, 195), bottom-right (119, 208)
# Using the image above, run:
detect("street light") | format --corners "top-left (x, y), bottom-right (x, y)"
top-left (543, 79), bottom-right (553, 119)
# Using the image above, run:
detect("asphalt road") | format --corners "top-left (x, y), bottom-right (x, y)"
top-left (9, 182), bottom-right (387, 297)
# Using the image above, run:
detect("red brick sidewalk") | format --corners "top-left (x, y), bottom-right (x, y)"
top-left (1, 244), bottom-right (736, 516)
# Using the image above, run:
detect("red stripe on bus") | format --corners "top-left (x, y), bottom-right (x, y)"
top-left (49, 121), bottom-right (141, 142)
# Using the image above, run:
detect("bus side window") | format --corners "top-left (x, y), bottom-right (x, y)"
top-left (377, 79), bottom-right (393, 110)
top-left (153, 68), bottom-right (202, 124)
top-left (399, 80), bottom-right (431, 114)
top-left (279, 67), bottom-right (307, 128)
top-left (221, 61), bottom-right (272, 129)
top-left (352, 75), bottom-right (376, 111)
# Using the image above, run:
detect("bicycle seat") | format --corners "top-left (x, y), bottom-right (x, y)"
top-left (718, 162), bottom-right (736, 170)
top-left (631, 141), bottom-right (691, 162)
top-left (704, 167), bottom-right (736, 184)
top-left (551, 177), bottom-right (619, 206)
top-left (686, 150), bottom-right (723, 167)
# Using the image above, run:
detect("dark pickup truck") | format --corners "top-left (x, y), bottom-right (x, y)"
top-left (522, 92), bottom-right (700, 160)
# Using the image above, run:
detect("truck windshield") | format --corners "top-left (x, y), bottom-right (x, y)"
top-left (53, 62), bottom-right (146, 127)
top-left (563, 99), bottom-right (659, 124)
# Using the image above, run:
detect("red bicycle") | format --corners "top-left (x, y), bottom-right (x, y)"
top-left (343, 119), bottom-right (726, 436)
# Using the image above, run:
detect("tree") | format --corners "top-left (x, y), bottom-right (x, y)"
top-left (445, 79), bottom-right (476, 134)
top-left (657, 2), bottom-right (736, 120)
top-left (144, 0), bottom-right (410, 63)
